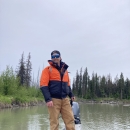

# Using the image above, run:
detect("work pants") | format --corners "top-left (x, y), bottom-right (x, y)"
top-left (48, 97), bottom-right (75, 130)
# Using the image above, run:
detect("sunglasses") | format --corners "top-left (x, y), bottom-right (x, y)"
top-left (51, 54), bottom-right (60, 59)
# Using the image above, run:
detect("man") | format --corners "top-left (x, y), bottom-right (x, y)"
top-left (40, 50), bottom-right (75, 130)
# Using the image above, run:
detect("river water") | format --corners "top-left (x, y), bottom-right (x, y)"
top-left (0, 103), bottom-right (130, 130)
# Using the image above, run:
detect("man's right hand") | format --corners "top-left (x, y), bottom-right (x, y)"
top-left (46, 101), bottom-right (53, 107)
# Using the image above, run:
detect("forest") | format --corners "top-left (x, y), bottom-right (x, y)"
top-left (72, 67), bottom-right (130, 100)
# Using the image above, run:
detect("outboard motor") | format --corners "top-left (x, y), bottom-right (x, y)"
top-left (63, 101), bottom-right (81, 130)
top-left (72, 101), bottom-right (81, 125)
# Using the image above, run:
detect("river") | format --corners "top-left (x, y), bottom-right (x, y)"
top-left (0, 103), bottom-right (130, 130)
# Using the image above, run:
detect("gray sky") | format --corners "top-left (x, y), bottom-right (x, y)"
top-left (0, 0), bottom-right (130, 83)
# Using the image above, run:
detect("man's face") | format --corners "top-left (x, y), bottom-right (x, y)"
top-left (51, 53), bottom-right (61, 64)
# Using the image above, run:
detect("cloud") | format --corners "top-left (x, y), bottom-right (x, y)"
top-left (0, 0), bottom-right (130, 81)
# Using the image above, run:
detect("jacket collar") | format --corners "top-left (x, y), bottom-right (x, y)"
top-left (48, 60), bottom-right (69, 72)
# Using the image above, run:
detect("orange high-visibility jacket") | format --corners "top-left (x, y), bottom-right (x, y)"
top-left (40, 60), bottom-right (74, 102)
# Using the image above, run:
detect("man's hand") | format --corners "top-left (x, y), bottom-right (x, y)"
top-left (71, 96), bottom-right (75, 101)
top-left (46, 101), bottom-right (53, 107)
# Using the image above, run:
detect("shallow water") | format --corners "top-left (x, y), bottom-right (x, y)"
top-left (0, 103), bottom-right (130, 130)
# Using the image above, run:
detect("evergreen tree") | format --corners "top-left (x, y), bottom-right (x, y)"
top-left (99, 76), bottom-right (106, 97)
top-left (16, 53), bottom-right (26, 86)
top-left (95, 73), bottom-right (100, 97)
top-left (72, 78), bottom-right (76, 94)
top-left (106, 74), bottom-right (112, 98)
top-left (25, 52), bottom-right (32, 87)
top-left (82, 67), bottom-right (88, 98)
top-left (88, 78), bottom-right (93, 99)
top-left (91, 72), bottom-right (95, 98)
top-left (78, 68), bottom-right (82, 97)
top-left (124, 78), bottom-right (130, 99)
top-left (119, 73), bottom-right (124, 99)
top-left (86, 75), bottom-right (91, 99)
top-left (113, 75), bottom-right (119, 99)
top-left (75, 70), bottom-right (79, 96)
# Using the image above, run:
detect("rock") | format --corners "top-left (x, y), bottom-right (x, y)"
top-left (123, 104), bottom-right (130, 107)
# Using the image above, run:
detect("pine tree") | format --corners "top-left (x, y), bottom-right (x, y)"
top-left (25, 52), bottom-right (32, 87)
top-left (16, 53), bottom-right (26, 86)
top-left (99, 76), bottom-right (106, 97)
top-left (72, 78), bottom-right (76, 94)
top-left (124, 78), bottom-right (130, 99)
top-left (82, 67), bottom-right (88, 98)
top-left (86, 75), bottom-right (91, 99)
top-left (91, 72), bottom-right (95, 99)
top-left (106, 74), bottom-right (112, 98)
top-left (95, 73), bottom-right (100, 98)
top-left (113, 75), bottom-right (119, 99)
top-left (78, 68), bottom-right (82, 97)
top-left (119, 72), bottom-right (124, 99)
top-left (75, 70), bottom-right (79, 96)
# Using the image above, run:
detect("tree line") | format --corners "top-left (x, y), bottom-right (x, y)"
top-left (1, 53), bottom-right (130, 102)
top-left (72, 67), bottom-right (130, 100)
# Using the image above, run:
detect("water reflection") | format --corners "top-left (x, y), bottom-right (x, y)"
top-left (0, 104), bottom-right (130, 130)
top-left (80, 103), bottom-right (130, 130)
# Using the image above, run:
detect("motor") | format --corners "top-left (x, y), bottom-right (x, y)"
top-left (63, 101), bottom-right (81, 130)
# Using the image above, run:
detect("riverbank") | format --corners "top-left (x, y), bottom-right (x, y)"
top-left (75, 97), bottom-right (130, 106)
top-left (0, 95), bottom-right (45, 109)
top-left (1, 96), bottom-right (130, 109)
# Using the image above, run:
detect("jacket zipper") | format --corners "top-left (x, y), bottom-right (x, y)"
top-left (59, 65), bottom-right (65, 99)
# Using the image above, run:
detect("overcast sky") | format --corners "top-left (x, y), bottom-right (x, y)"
top-left (0, 0), bottom-right (130, 83)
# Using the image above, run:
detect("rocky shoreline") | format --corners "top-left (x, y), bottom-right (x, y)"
top-left (77, 98), bottom-right (130, 106)
top-left (1, 98), bottom-right (130, 109)
top-left (0, 100), bottom-right (45, 109)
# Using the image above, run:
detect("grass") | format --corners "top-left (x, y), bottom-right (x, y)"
top-left (0, 95), bottom-right (44, 105)
top-left (0, 95), bottom-right (13, 104)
